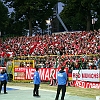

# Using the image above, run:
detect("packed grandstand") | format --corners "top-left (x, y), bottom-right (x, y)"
top-left (0, 30), bottom-right (100, 70)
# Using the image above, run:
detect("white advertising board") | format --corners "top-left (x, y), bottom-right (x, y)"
top-left (72, 70), bottom-right (100, 82)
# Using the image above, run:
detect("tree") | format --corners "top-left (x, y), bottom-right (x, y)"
top-left (0, 1), bottom-right (9, 36)
top-left (4, 0), bottom-right (58, 36)
top-left (60, 0), bottom-right (100, 31)
top-left (5, 12), bottom-right (27, 37)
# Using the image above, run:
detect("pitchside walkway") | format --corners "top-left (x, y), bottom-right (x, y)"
top-left (0, 86), bottom-right (95, 100)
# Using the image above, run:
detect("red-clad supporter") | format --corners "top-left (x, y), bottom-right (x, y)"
top-left (0, 30), bottom-right (100, 69)
top-left (0, 50), bottom-right (7, 67)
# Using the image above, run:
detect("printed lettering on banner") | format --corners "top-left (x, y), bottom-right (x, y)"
top-left (14, 68), bottom-right (68, 81)
top-left (72, 70), bottom-right (100, 82)
top-left (74, 80), bottom-right (100, 89)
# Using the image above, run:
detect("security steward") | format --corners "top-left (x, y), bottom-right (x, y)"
top-left (55, 67), bottom-right (67, 100)
top-left (33, 67), bottom-right (41, 97)
top-left (0, 68), bottom-right (8, 94)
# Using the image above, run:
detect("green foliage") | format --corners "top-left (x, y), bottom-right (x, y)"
top-left (4, 0), bottom-right (58, 36)
top-left (1, 0), bottom-right (100, 35)
top-left (0, 1), bottom-right (9, 33)
top-left (60, 0), bottom-right (100, 31)
top-left (3, 12), bottom-right (27, 37)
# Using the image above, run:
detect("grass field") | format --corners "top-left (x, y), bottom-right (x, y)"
top-left (7, 82), bottom-right (100, 99)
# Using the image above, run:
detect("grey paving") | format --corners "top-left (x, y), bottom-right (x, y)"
top-left (0, 87), bottom-right (95, 100)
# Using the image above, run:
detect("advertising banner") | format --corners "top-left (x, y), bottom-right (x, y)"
top-left (0, 67), bottom-right (6, 72)
top-left (14, 67), bottom-right (26, 80)
top-left (72, 70), bottom-right (100, 82)
top-left (73, 80), bottom-right (100, 89)
top-left (14, 67), bottom-right (68, 81)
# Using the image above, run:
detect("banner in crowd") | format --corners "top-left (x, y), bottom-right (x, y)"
top-left (0, 67), bottom-right (6, 72)
top-left (73, 80), bottom-right (100, 89)
top-left (13, 67), bottom-right (68, 81)
top-left (72, 70), bottom-right (100, 82)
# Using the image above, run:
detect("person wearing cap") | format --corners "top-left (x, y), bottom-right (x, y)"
top-left (33, 67), bottom-right (41, 97)
top-left (0, 68), bottom-right (8, 94)
top-left (55, 66), bottom-right (67, 100)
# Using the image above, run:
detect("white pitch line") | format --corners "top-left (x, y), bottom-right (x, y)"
top-left (7, 86), bottom-right (33, 90)
top-left (40, 88), bottom-right (70, 94)
top-left (7, 86), bottom-right (70, 94)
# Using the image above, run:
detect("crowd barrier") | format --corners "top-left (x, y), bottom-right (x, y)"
top-left (0, 67), bottom-right (100, 89)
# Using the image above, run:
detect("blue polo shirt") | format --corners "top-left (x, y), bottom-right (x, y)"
top-left (33, 71), bottom-right (41, 84)
top-left (57, 70), bottom-right (67, 85)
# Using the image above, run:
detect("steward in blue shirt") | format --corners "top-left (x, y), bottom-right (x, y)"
top-left (55, 67), bottom-right (67, 100)
top-left (0, 68), bottom-right (8, 94)
top-left (33, 67), bottom-right (41, 97)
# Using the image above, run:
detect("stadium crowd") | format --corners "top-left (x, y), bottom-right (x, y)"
top-left (0, 30), bottom-right (100, 70)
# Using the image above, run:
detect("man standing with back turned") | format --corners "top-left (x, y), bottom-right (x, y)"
top-left (55, 67), bottom-right (67, 100)
top-left (33, 67), bottom-right (41, 97)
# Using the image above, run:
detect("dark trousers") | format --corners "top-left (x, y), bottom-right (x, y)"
top-left (55, 85), bottom-right (66, 100)
top-left (0, 80), bottom-right (7, 93)
top-left (33, 84), bottom-right (39, 96)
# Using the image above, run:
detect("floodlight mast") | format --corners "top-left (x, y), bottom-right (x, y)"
top-left (53, 2), bottom-right (68, 32)
top-left (46, 19), bottom-right (51, 35)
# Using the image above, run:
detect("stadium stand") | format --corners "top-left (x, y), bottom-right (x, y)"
top-left (0, 30), bottom-right (100, 70)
